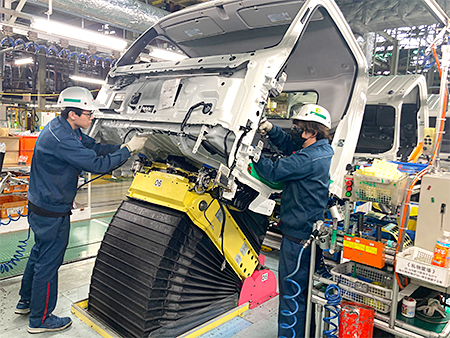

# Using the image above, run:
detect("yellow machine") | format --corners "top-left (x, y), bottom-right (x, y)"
top-left (87, 162), bottom-right (277, 338)
top-left (128, 164), bottom-right (260, 279)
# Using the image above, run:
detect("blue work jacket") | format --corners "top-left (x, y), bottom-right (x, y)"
top-left (28, 116), bottom-right (131, 213)
top-left (253, 125), bottom-right (333, 239)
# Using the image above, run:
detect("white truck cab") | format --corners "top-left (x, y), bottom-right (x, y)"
top-left (90, 0), bottom-right (368, 214)
top-left (354, 74), bottom-right (429, 162)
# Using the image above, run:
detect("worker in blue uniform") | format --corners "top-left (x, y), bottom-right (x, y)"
top-left (254, 104), bottom-right (333, 338)
top-left (15, 87), bottom-right (147, 334)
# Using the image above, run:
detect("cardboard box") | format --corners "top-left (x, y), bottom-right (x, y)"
top-left (0, 128), bottom-right (8, 136)
top-left (4, 151), bottom-right (18, 164)
top-left (0, 136), bottom-right (19, 151)
top-left (0, 136), bottom-right (19, 164)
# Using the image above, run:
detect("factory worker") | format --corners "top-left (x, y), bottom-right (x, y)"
top-left (254, 104), bottom-right (333, 338)
top-left (15, 86), bottom-right (147, 333)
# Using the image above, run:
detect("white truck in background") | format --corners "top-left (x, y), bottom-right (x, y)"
top-left (354, 74), bottom-right (429, 163)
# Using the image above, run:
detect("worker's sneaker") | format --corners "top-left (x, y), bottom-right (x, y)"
top-left (14, 299), bottom-right (30, 315)
top-left (27, 314), bottom-right (72, 334)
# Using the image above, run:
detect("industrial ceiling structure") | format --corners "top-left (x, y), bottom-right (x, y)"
top-left (0, 0), bottom-right (449, 108)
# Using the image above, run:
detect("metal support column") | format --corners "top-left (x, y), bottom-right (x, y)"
top-left (37, 54), bottom-right (47, 110)
top-left (305, 240), bottom-right (317, 338)
top-left (315, 304), bottom-right (323, 338)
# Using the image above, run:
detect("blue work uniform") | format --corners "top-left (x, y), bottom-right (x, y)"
top-left (253, 125), bottom-right (333, 338)
top-left (19, 116), bottom-right (131, 328)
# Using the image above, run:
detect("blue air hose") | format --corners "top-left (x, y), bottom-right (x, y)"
top-left (279, 246), bottom-right (305, 338)
top-left (323, 284), bottom-right (341, 338)
top-left (0, 211), bottom-right (30, 273)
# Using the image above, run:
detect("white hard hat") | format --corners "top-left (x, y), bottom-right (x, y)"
top-left (57, 86), bottom-right (99, 110)
top-left (292, 104), bottom-right (331, 129)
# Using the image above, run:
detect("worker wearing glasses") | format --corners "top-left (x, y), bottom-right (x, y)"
top-left (14, 86), bottom-right (147, 333)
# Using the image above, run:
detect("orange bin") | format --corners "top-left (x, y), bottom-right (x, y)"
top-left (0, 195), bottom-right (28, 219)
top-left (19, 136), bottom-right (38, 164)
top-left (3, 184), bottom-right (28, 194)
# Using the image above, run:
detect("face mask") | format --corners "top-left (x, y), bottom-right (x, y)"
top-left (290, 124), bottom-right (306, 146)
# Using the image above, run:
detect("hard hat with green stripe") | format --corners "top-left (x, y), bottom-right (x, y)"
top-left (57, 86), bottom-right (99, 110)
top-left (291, 104), bottom-right (331, 128)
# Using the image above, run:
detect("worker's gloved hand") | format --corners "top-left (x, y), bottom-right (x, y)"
top-left (123, 135), bottom-right (147, 153)
top-left (417, 298), bottom-right (446, 318)
top-left (258, 118), bottom-right (273, 134)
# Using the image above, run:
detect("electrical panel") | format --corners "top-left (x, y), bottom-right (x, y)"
top-left (38, 112), bottom-right (56, 130)
top-left (415, 173), bottom-right (450, 251)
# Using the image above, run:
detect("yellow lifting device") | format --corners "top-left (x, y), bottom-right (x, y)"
top-left (127, 163), bottom-right (260, 280)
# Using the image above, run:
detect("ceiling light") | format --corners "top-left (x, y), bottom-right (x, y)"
top-left (70, 75), bottom-right (105, 85)
top-left (31, 18), bottom-right (127, 51)
top-left (15, 58), bottom-right (34, 65)
top-left (150, 47), bottom-right (188, 61)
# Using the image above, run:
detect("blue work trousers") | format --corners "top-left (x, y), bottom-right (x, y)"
top-left (278, 236), bottom-right (321, 338)
top-left (19, 212), bottom-right (70, 327)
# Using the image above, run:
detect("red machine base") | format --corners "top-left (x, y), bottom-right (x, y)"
top-left (238, 255), bottom-right (278, 309)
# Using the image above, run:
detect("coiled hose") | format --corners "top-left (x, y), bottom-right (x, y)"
top-left (279, 246), bottom-right (305, 338)
top-left (0, 210), bottom-right (30, 274)
top-left (323, 284), bottom-right (341, 338)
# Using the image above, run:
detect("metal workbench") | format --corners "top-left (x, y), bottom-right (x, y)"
top-left (305, 240), bottom-right (450, 338)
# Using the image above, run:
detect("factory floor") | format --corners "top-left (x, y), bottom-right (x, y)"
top-left (0, 177), bottom-right (280, 338)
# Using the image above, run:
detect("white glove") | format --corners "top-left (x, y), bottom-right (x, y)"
top-left (123, 135), bottom-right (147, 153)
top-left (258, 119), bottom-right (273, 134)
top-left (417, 299), bottom-right (446, 317)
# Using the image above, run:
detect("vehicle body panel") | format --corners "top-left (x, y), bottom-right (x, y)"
top-left (91, 0), bottom-right (368, 214)
top-left (354, 75), bottom-right (429, 162)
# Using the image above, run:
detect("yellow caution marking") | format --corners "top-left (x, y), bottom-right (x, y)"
top-left (179, 303), bottom-right (250, 338)
top-left (365, 246), bottom-right (377, 255)
top-left (343, 240), bottom-right (354, 248)
top-left (71, 300), bottom-right (120, 338)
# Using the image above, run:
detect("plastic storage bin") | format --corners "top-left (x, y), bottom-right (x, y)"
top-left (0, 195), bottom-right (28, 218)
top-left (19, 136), bottom-right (38, 164)
top-left (396, 246), bottom-right (450, 287)
top-left (331, 261), bottom-right (393, 313)
top-left (351, 173), bottom-right (408, 206)
top-left (389, 161), bottom-right (428, 174)
top-left (3, 183), bottom-right (28, 193)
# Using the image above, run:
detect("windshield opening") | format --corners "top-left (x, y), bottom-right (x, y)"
top-left (132, 36), bottom-right (188, 63)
